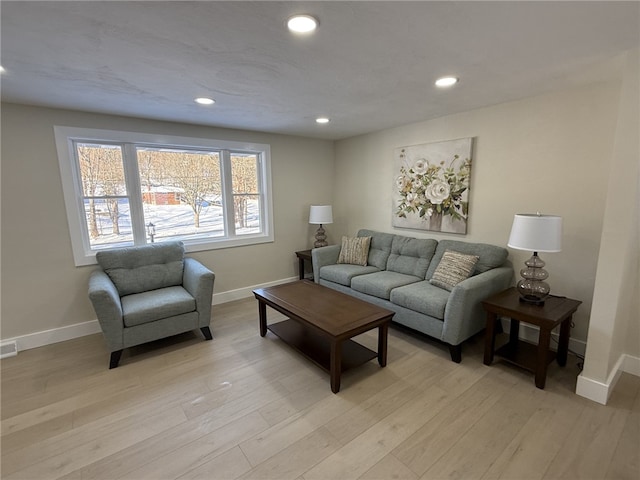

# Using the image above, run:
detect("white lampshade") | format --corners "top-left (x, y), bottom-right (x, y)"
top-left (508, 214), bottom-right (562, 253)
top-left (309, 205), bottom-right (333, 225)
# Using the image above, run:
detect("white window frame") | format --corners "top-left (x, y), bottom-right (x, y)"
top-left (54, 126), bottom-right (274, 266)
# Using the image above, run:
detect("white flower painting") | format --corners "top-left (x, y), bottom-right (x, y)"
top-left (393, 138), bottom-right (473, 234)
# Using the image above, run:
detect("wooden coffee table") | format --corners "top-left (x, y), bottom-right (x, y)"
top-left (253, 280), bottom-right (394, 393)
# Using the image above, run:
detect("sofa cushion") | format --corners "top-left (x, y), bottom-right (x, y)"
top-left (97, 241), bottom-right (185, 296)
top-left (390, 281), bottom-right (450, 320)
top-left (351, 271), bottom-right (422, 300)
top-left (426, 240), bottom-right (508, 279)
top-left (386, 236), bottom-right (438, 278)
top-left (122, 286), bottom-right (196, 327)
top-left (319, 264), bottom-right (379, 287)
top-left (337, 236), bottom-right (371, 266)
top-left (357, 229), bottom-right (395, 270)
top-left (429, 250), bottom-right (479, 291)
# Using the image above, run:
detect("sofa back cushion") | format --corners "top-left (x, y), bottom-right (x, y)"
top-left (357, 229), bottom-right (395, 270)
top-left (426, 239), bottom-right (508, 280)
top-left (386, 236), bottom-right (438, 278)
top-left (96, 241), bottom-right (185, 296)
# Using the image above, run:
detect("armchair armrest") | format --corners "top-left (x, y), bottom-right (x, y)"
top-left (183, 257), bottom-right (215, 327)
top-left (441, 266), bottom-right (514, 346)
top-left (311, 245), bottom-right (341, 283)
top-left (88, 270), bottom-right (124, 351)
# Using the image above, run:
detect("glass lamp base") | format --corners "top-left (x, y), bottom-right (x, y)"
top-left (517, 279), bottom-right (550, 305)
top-left (516, 252), bottom-right (551, 305)
top-left (314, 225), bottom-right (328, 248)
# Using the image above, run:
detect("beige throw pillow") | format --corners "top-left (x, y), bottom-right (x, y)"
top-left (337, 236), bottom-right (371, 266)
top-left (429, 249), bottom-right (479, 291)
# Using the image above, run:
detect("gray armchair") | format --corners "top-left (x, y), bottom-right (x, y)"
top-left (88, 241), bottom-right (215, 368)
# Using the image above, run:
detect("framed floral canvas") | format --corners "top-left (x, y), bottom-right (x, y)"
top-left (393, 137), bottom-right (473, 234)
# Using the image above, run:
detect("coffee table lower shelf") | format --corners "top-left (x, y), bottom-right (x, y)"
top-left (268, 319), bottom-right (377, 373)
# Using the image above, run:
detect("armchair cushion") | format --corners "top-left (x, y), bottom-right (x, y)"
top-left (122, 286), bottom-right (196, 327)
top-left (96, 242), bottom-right (185, 296)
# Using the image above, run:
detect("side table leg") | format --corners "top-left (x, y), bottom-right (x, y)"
top-left (557, 316), bottom-right (572, 367)
top-left (298, 257), bottom-right (305, 280)
top-left (483, 313), bottom-right (498, 365)
top-left (258, 301), bottom-right (267, 337)
top-left (378, 323), bottom-right (389, 367)
top-left (509, 318), bottom-right (520, 346)
top-left (330, 340), bottom-right (342, 393)
top-left (535, 327), bottom-right (552, 389)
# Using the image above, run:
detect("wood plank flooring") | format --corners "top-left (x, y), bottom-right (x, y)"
top-left (2, 297), bottom-right (638, 479)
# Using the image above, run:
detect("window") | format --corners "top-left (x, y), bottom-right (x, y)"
top-left (55, 127), bottom-right (273, 266)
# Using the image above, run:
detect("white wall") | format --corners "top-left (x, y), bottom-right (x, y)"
top-left (333, 80), bottom-right (622, 346)
top-left (578, 49), bottom-right (640, 404)
top-left (0, 104), bottom-right (335, 340)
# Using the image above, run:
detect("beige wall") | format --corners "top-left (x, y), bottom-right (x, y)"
top-left (582, 49), bottom-right (640, 383)
top-left (333, 80), bottom-right (622, 344)
top-left (1, 103), bottom-right (335, 339)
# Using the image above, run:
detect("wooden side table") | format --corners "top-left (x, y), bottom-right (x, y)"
top-left (482, 287), bottom-right (581, 389)
top-left (295, 249), bottom-right (313, 280)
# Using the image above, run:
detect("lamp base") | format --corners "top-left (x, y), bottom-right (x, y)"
top-left (314, 225), bottom-right (328, 248)
top-left (516, 252), bottom-right (550, 306)
top-left (518, 292), bottom-right (546, 306)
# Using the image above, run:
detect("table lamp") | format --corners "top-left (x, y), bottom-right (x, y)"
top-left (309, 205), bottom-right (333, 248)
top-left (507, 213), bottom-right (562, 305)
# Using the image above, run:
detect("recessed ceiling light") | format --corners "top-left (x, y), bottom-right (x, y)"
top-left (0, 66), bottom-right (5, 74)
top-left (287, 14), bottom-right (318, 33)
top-left (194, 97), bottom-right (215, 105)
top-left (435, 76), bottom-right (458, 88)
top-left (316, 117), bottom-right (330, 124)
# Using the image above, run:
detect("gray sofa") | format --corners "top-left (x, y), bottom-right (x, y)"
top-left (312, 229), bottom-right (513, 362)
top-left (88, 241), bottom-right (215, 368)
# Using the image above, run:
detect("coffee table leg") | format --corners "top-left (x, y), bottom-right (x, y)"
top-left (378, 323), bottom-right (388, 367)
top-left (330, 340), bottom-right (341, 394)
top-left (258, 300), bottom-right (267, 337)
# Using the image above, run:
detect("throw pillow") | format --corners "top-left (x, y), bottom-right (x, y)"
top-left (337, 236), bottom-right (371, 266)
top-left (429, 249), bottom-right (479, 291)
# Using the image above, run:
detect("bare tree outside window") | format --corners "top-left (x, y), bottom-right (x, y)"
top-left (137, 148), bottom-right (222, 235)
top-left (77, 143), bottom-right (126, 239)
top-left (232, 153), bottom-right (259, 232)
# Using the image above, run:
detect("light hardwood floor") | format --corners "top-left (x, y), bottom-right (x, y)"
top-left (2, 297), bottom-right (638, 479)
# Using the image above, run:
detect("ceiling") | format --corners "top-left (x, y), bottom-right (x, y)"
top-left (1, 1), bottom-right (638, 140)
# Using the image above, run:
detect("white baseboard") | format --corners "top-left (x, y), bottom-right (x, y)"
top-left (4, 319), bottom-right (102, 354)
top-left (0, 276), bottom-right (298, 355)
top-left (622, 353), bottom-right (640, 377)
top-left (576, 353), bottom-right (640, 405)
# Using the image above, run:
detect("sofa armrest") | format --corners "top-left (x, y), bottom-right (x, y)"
top-left (183, 257), bottom-right (215, 327)
top-left (88, 270), bottom-right (125, 351)
top-left (311, 245), bottom-right (341, 283)
top-left (441, 266), bottom-right (514, 346)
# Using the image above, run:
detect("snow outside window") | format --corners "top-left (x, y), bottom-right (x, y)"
top-left (55, 127), bottom-right (273, 266)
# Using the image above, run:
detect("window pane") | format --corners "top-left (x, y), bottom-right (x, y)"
top-left (76, 143), bottom-right (126, 197)
top-left (231, 153), bottom-right (261, 234)
top-left (136, 147), bottom-right (224, 243)
top-left (234, 194), bottom-right (261, 235)
top-left (84, 198), bottom-right (134, 249)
